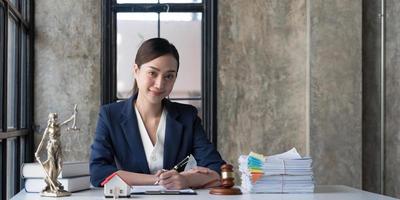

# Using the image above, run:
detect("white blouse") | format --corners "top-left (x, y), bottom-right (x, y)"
top-left (134, 106), bottom-right (167, 174)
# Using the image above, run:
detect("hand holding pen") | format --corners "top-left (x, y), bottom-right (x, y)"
top-left (154, 155), bottom-right (191, 185)
top-left (154, 169), bottom-right (167, 185)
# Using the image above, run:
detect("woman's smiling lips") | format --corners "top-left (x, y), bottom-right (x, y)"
top-left (149, 90), bottom-right (164, 96)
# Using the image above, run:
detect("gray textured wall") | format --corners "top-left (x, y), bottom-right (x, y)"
top-left (217, 0), bottom-right (307, 167)
top-left (385, 0), bottom-right (400, 197)
top-left (34, 0), bottom-right (101, 161)
top-left (309, 0), bottom-right (362, 187)
top-left (218, 0), bottom-right (362, 188)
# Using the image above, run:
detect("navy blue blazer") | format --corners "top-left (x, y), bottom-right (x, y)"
top-left (89, 96), bottom-right (225, 187)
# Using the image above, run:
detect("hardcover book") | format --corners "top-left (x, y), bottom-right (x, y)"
top-left (21, 161), bottom-right (89, 178)
top-left (24, 176), bottom-right (90, 193)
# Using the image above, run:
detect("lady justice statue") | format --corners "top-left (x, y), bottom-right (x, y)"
top-left (34, 104), bottom-right (80, 197)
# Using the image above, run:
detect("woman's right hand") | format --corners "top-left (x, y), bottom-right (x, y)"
top-left (154, 169), bottom-right (167, 184)
top-left (158, 170), bottom-right (190, 189)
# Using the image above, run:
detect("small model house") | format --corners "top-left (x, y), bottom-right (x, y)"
top-left (101, 172), bottom-right (130, 198)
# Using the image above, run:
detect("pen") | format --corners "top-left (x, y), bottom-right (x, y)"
top-left (172, 155), bottom-right (190, 172)
top-left (154, 155), bottom-right (191, 185)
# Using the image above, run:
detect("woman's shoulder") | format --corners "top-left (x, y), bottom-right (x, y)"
top-left (165, 100), bottom-right (199, 116)
top-left (99, 99), bottom-right (129, 115)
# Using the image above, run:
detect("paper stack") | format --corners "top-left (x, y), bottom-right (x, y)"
top-left (238, 148), bottom-right (314, 193)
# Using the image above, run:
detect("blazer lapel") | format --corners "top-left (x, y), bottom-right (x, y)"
top-left (163, 100), bottom-right (183, 170)
top-left (120, 96), bottom-right (150, 174)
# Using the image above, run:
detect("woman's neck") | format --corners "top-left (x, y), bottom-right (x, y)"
top-left (135, 94), bottom-right (163, 119)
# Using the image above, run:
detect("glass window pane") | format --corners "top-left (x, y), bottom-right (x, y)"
top-left (7, 18), bottom-right (18, 129)
top-left (7, 138), bottom-right (17, 199)
top-left (117, 0), bottom-right (158, 3)
top-left (26, 0), bottom-right (30, 22)
top-left (19, 137), bottom-right (25, 189)
top-left (20, 30), bottom-right (27, 128)
top-left (160, 13), bottom-right (202, 99)
top-left (10, 0), bottom-right (17, 8)
top-left (117, 13), bottom-right (158, 98)
top-left (21, 0), bottom-right (27, 20)
top-left (171, 99), bottom-right (202, 118)
top-left (160, 0), bottom-right (202, 3)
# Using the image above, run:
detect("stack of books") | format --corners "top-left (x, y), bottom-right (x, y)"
top-left (21, 161), bottom-right (90, 193)
top-left (238, 148), bottom-right (314, 193)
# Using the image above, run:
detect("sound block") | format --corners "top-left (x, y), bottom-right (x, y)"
top-left (209, 187), bottom-right (242, 195)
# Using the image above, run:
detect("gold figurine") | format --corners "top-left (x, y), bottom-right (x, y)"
top-left (34, 104), bottom-right (80, 197)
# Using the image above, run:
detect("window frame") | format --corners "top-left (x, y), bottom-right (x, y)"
top-left (101, 0), bottom-right (218, 145)
top-left (0, 0), bottom-right (34, 198)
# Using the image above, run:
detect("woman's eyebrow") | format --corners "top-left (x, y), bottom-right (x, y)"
top-left (147, 66), bottom-right (176, 73)
top-left (148, 66), bottom-right (160, 71)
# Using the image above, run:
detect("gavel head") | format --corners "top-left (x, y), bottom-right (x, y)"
top-left (220, 164), bottom-right (235, 188)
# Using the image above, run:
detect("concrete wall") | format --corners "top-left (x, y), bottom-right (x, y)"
top-left (218, 0), bottom-right (362, 187)
top-left (34, 0), bottom-right (101, 161)
top-left (308, 0), bottom-right (362, 187)
top-left (217, 0), bottom-right (307, 167)
top-left (384, 0), bottom-right (400, 197)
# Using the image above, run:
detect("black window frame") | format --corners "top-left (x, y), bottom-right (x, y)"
top-left (0, 0), bottom-right (34, 198)
top-left (101, 0), bottom-right (218, 145)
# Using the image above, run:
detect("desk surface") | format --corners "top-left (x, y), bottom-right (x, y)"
top-left (11, 185), bottom-right (398, 200)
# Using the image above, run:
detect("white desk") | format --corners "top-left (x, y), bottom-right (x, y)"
top-left (11, 185), bottom-right (398, 200)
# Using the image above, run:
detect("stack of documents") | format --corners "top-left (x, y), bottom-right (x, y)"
top-left (238, 148), bottom-right (314, 193)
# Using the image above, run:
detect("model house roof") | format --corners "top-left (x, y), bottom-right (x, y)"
top-left (100, 172), bottom-right (127, 186)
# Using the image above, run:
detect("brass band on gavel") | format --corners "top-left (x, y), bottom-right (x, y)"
top-left (221, 171), bottom-right (234, 179)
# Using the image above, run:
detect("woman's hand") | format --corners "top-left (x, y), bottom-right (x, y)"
top-left (182, 166), bottom-right (212, 174)
top-left (158, 170), bottom-right (189, 189)
top-left (180, 167), bottom-right (221, 189)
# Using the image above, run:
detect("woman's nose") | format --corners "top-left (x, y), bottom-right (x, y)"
top-left (154, 76), bottom-right (164, 89)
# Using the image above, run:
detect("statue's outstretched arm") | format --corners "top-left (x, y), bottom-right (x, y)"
top-left (60, 105), bottom-right (78, 127)
top-left (60, 115), bottom-right (74, 127)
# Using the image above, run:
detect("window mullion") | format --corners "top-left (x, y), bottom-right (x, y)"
top-left (15, 18), bottom-right (21, 130)
top-left (0, 4), bottom-right (4, 132)
top-left (116, 3), bottom-right (204, 13)
top-left (158, 0), bottom-right (160, 38)
top-left (2, 3), bottom-right (9, 132)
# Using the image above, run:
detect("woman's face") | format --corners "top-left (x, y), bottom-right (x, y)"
top-left (134, 54), bottom-right (178, 104)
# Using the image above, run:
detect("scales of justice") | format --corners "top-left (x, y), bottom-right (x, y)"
top-left (34, 104), bottom-right (80, 197)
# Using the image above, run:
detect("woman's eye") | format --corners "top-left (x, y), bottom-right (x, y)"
top-left (165, 74), bottom-right (175, 80)
top-left (148, 71), bottom-right (156, 77)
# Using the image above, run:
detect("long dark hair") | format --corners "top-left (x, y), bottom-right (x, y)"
top-left (132, 38), bottom-right (180, 94)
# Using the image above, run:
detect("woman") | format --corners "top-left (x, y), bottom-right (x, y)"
top-left (90, 38), bottom-right (225, 189)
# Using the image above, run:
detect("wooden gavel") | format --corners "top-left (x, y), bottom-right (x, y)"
top-left (209, 164), bottom-right (242, 195)
top-left (221, 164), bottom-right (235, 188)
